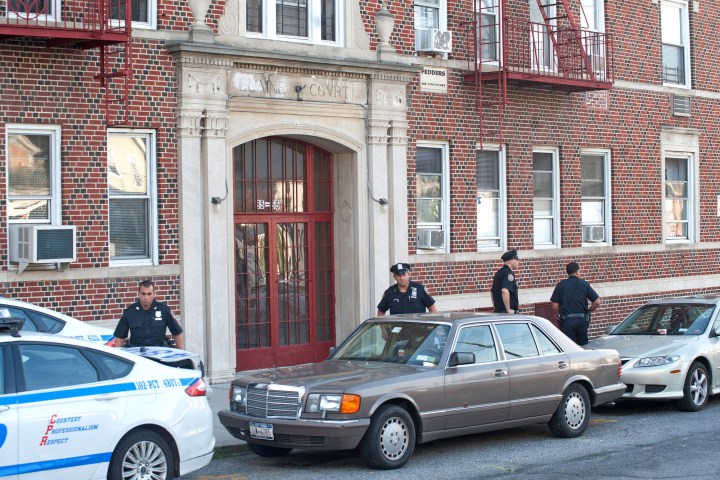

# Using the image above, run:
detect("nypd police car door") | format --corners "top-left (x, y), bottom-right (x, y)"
top-left (14, 342), bottom-right (129, 479)
top-left (0, 344), bottom-right (19, 479)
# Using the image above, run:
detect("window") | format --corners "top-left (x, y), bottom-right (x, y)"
top-left (246, 0), bottom-right (339, 44)
top-left (476, 148), bottom-right (505, 250)
top-left (479, 0), bottom-right (500, 62)
top-left (416, 144), bottom-right (449, 253)
top-left (415, 0), bottom-right (445, 30)
top-left (664, 154), bottom-right (695, 241)
top-left (8, 0), bottom-right (60, 20)
top-left (581, 150), bottom-right (611, 245)
top-left (580, 0), bottom-right (604, 32)
top-left (531, 324), bottom-right (561, 355)
top-left (495, 323), bottom-right (539, 358)
top-left (19, 344), bottom-right (99, 391)
top-left (456, 325), bottom-right (498, 363)
top-left (533, 149), bottom-right (559, 247)
top-left (6, 125), bottom-right (61, 225)
top-left (108, 130), bottom-right (157, 263)
top-left (110, 0), bottom-right (156, 29)
top-left (661, 0), bottom-right (690, 86)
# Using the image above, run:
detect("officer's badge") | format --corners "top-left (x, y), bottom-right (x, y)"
top-left (508, 274), bottom-right (514, 282)
top-left (155, 311), bottom-right (162, 319)
top-left (411, 287), bottom-right (418, 299)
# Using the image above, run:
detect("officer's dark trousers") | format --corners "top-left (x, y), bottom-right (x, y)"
top-left (560, 314), bottom-right (588, 346)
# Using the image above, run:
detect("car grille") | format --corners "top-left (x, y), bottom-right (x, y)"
top-left (247, 386), bottom-right (300, 419)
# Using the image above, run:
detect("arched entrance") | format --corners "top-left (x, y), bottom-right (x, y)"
top-left (233, 137), bottom-right (335, 370)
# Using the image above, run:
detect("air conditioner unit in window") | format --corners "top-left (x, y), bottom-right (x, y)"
top-left (9, 224), bottom-right (76, 273)
top-left (582, 225), bottom-right (605, 243)
top-left (415, 28), bottom-right (453, 54)
top-left (417, 229), bottom-right (445, 250)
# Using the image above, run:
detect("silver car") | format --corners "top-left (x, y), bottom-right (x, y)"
top-left (586, 295), bottom-right (720, 411)
top-left (219, 312), bottom-right (625, 469)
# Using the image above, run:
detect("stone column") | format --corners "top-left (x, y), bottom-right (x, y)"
top-left (177, 111), bottom-right (206, 363)
top-left (202, 108), bottom-right (235, 383)
top-left (366, 120), bottom-right (391, 310)
top-left (388, 120), bottom-right (409, 264)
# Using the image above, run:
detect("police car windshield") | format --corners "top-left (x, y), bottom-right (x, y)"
top-left (330, 321), bottom-right (450, 366)
top-left (612, 304), bottom-right (715, 336)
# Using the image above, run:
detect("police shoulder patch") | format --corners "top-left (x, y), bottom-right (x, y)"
top-left (508, 274), bottom-right (514, 282)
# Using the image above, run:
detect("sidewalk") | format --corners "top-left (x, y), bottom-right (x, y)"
top-left (206, 382), bottom-right (246, 448)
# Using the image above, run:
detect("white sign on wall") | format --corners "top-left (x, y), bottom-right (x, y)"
top-left (420, 67), bottom-right (448, 94)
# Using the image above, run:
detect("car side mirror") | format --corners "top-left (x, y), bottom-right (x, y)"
top-left (710, 328), bottom-right (720, 338)
top-left (449, 351), bottom-right (475, 367)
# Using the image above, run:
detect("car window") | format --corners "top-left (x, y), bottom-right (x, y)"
top-left (27, 310), bottom-right (65, 333)
top-left (84, 349), bottom-right (134, 379)
top-left (19, 344), bottom-right (100, 391)
top-left (531, 325), bottom-right (561, 355)
top-left (495, 323), bottom-right (539, 359)
top-left (455, 325), bottom-right (497, 363)
top-left (0, 346), bottom-right (5, 394)
top-left (615, 304), bottom-right (714, 336)
top-left (0, 307), bottom-right (36, 331)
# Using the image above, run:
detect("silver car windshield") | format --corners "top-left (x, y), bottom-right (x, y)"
top-left (330, 321), bottom-right (451, 366)
top-left (612, 304), bottom-right (715, 336)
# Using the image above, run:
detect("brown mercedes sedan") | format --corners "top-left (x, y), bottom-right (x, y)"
top-left (219, 312), bottom-right (625, 469)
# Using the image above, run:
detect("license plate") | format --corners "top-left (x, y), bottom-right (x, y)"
top-left (249, 422), bottom-right (274, 440)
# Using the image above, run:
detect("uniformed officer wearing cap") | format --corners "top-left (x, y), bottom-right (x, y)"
top-left (376, 263), bottom-right (438, 315)
top-left (550, 262), bottom-right (601, 346)
top-left (491, 250), bottom-right (520, 314)
top-left (114, 280), bottom-right (185, 349)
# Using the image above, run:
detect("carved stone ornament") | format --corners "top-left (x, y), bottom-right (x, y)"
top-left (376, 2), bottom-right (395, 52)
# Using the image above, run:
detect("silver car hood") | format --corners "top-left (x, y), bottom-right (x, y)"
top-left (235, 360), bottom-right (428, 390)
top-left (587, 334), bottom-right (700, 358)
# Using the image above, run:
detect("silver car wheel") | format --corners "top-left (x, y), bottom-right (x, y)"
top-left (563, 391), bottom-right (586, 429)
top-left (121, 440), bottom-right (169, 480)
top-left (379, 416), bottom-right (409, 459)
top-left (689, 367), bottom-right (708, 406)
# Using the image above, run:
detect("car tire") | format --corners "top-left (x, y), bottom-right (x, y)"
top-left (108, 429), bottom-right (174, 480)
top-left (247, 442), bottom-right (292, 457)
top-left (676, 361), bottom-right (709, 412)
top-left (548, 383), bottom-right (590, 438)
top-left (360, 404), bottom-right (416, 470)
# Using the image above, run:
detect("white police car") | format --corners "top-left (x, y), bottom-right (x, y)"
top-left (0, 296), bottom-right (205, 375)
top-left (0, 317), bottom-right (215, 479)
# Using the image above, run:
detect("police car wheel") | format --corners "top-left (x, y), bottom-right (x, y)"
top-left (547, 383), bottom-right (590, 438)
top-left (108, 429), bottom-right (175, 480)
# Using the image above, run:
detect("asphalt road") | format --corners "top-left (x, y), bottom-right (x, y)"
top-left (183, 396), bottom-right (720, 479)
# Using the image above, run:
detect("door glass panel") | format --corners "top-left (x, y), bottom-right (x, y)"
top-left (277, 223), bottom-right (309, 346)
top-left (315, 222), bottom-right (334, 342)
top-left (236, 223), bottom-right (270, 349)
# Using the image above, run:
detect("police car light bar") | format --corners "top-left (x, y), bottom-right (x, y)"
top-left (0, 317), bottom-right (25, 337)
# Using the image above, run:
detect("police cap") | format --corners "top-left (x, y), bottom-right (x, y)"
top-left (390, 262), bottom-right (412, 275)
top-left (501, 249), bottom-right (519, 262)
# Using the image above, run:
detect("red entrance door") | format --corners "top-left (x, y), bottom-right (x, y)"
top-left (233, 137), bottom-right (335, 370)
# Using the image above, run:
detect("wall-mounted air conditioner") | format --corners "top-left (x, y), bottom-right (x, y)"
top-left (9, 224), bottom-right (76, 273)
top-left (582, 225), bottom-right (605, 243)
top-left (417, 229), bottom-right (445, 250)
top-left (415, 28), bottom-right (453, 54)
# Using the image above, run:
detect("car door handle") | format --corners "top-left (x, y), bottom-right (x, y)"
top-left (493, 369), bottom-right (507, 377)
top-left (95, 394), bottom-right (121, 401)
top-left (557, 361), bottom-right (568, 369)
top-left (0, 405), bottom-right (9, 412)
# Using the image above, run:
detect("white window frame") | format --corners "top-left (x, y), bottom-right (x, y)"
top-left (476, 144), bottom-right (507, 251)
top-left (661, 0), bottom-right (691, 87)
top-left (108, 129), bottom-right (158, 266)
top-left (6, 124), bottom-right (62, 226)
top-left (416, 141), bottom-right (450, 254)
top-left (580, 0), bottom-right (605, 33)
top-left (7, 0), bottom-right (61, 22)
top-left (108, 0), bottom-right (157, 30)
top-left (662, 151), bottom-right (697, 243)
top-left (532, 147), bottom-right (560, 248)
top-left (414, 0), bottom-right (448, 30)
top-left (581, 149), bottom-right (612, 247)
top-left (246, 0), bottom-right (343, 46)
top-left (478, 0), bottom-right (501, 64)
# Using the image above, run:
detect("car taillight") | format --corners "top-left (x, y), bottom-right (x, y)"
top-left (105, 338), bottom-right (116, 347)
top-left (185, 377), bottom-right (207, 397)
top-left (617, 360), bottom-right (622, 379)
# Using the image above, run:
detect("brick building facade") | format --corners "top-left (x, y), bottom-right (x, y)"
top-left (2, 0), bottom-right (719, 382)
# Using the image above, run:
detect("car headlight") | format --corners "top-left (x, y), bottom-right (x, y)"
top-left (306, 394), bottom-right (361, 414)
top-left (634, 356), bottom-right (680, 367)
top-left (230, 386), bottom-right (247, 412)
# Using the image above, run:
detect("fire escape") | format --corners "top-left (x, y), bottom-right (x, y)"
top-left (0, 0), bottom-right (133, 126)
top-left (466, 0), bottom-right (615, 144)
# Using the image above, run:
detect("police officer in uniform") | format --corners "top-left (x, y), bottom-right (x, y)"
top-left (550, 261), bottom-right (601, 346)
top-left (491, 250), bottom-right (520, 313)
top-left (114, 280), bottom-right (185, 349)
top-left (377, 263), bottom-right (437, 315)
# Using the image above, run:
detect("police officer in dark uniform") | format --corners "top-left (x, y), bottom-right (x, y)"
top-left (114, 280), bottom-right (185, 349)
top-left (551, 261), bottom-right (601, 346)
top-left (491, 250), bottom-right (520, 313)
top-left (376, 263), bottom-right (437, 315)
